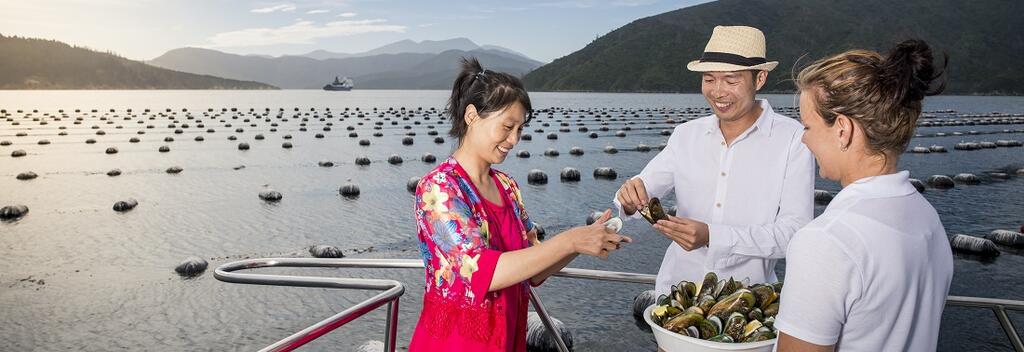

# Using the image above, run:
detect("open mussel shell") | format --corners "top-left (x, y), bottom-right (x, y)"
top-left (742, 327), bottom-right (776, 343)
top-left (603, 217), bottom-right (623, 233)
top-left (699, 315), bottom-right (722, 339)
top-left (663, 312), bottom-right (704, 333)
top-left (723, 312), bottom-right (748, 341)
top-left (696, 295), bottom-right (717, 313)
top-left (697, 272), bottom-right (718, 298)
top-left (640, 197), bottom-right (669, 224)
top-left (750, 284), bottom-right (778, 310)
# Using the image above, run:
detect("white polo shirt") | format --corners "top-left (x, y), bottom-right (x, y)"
top-left (775, 171), bottom-right (954, 351)
top-left (613, 99), bottom-right (815, 294)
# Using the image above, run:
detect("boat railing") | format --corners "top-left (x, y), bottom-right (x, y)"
top-left (215, 258), bottom-right (1024, 352)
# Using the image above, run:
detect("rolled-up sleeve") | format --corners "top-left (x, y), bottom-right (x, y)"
top-left (707, 129), bottom-right (815, 262)
top-left (416, 174), bottom-right (502, 301)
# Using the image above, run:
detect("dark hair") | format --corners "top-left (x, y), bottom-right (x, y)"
top-left (445, 57), bottom-right (532, 143)
top-left (796, 39), bottom-right (947, 158)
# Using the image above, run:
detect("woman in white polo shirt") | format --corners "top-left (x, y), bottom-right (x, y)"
top-left (774, 39), bottom-right (954, 351)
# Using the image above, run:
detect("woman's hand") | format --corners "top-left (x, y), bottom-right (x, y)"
top-left (570, 209), bottom-right (632, 258)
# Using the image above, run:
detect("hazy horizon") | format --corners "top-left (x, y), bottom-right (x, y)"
top-left (1, 0), bottom-right (711, 63)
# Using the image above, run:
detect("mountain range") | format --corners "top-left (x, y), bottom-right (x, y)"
top-left (148, 38), bottom-right (543, 89)
top-left (0, 34), bottom-right (275, 90)
top-left (523, 0), bottom-right (1024, 95)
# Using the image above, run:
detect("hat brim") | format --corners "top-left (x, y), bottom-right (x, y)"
top-left (687, 60), bottom-right (778, 72)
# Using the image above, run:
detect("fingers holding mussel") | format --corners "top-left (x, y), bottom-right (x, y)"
top-left (648, 271), bottom-right (782, 344)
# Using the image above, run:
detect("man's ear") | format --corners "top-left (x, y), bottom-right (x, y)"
top-left (754, 70), bottom-right (768, 91)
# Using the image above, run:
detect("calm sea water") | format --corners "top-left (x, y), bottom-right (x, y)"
top-left (1, 90), bottom-right (1023, 351)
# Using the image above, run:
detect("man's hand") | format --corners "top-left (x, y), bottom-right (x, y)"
top-left (616, 178), bottom-right (649, 216)
top-left (653, 215), bottom-right (710, 251)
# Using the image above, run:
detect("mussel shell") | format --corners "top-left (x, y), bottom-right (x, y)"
top-left (723, 312), bottom-right (748, 341)
top-left (707, 334), bottom-right (734, 343)
top-left (697, 272), bottom-right (719, 298)
top-left (718, 277), bottom-right (743, 299)
top-left (640, 197), bottom-right (669, 224)
top-left (663, 312), bottom-right (704, 333)
top-left (747, 308), bottom-right (764, 322)
top-left (603, 217), bottom-right (623, 233)
top-left (750, 284), bottom-right (778, 310)
top-left (672, 281), bottom-right (695, 308)
top-left (683, 306), bottom-right (705, 316)
top-left (707, 289), bottom-right (755, 320)
top-left (764, 302), bottom-right (780, 317)
top-left (741, 328), bottom-right (776, 343)
top-left (686, 326), bottom-right (700, 339)
top-left (651, 304), bottom-right (682, 326)
top-left (762, 316), bottom-right (775, 330)
top-left (656, 294), bottom-right (671, 307)
top-left (696, 295), bottom-right (717, 313)
top-left (772, 281), bottom-right (783, 293)
top-left (699, 316), bottom-right (722, 339)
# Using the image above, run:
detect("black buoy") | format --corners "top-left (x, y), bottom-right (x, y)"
top-left (318, 161), bottom-right (334, 167)
top-left (593, 167), bottom-right (617, 180)
top-left (814, 189), bottom-right (834, 205)
top-left (950, 234), bottom-right (1000, 257)
top-left (521, 134), bottom-right (532, 141)
top-left (259, 190), bottom-right (283, 202)
top-left (309, 245), bottom-right (345, 258)
top-left (0, 205), bottom-right (29, 220)
top-left (359, 139), bottom-right (370, 146)
top-left (953, 173), bottom-right (980, 185)
top-left (546, 133), bottom-right (558, 140)
top-left (987, 230), bottom-right (1024, 247)
top-left (339, 182), bottom-right (361, 198)
top-left (105, 147), bottom-right (118, 155)
top-left (604, 146), bottom-right (618, 154)
top-left (526, 312), bottom-right (573, 352)
top-left (16, 171), bottom-right (37, 180)
top-left (166, 166), bottom-right (183, 174)
top-left (569, 147), bottom-right (584, 156)
top-left (113, 198), bottom-right (139, 212)
top-left (517, 150), bottom-right (530, 158)
top-left (388, 154), bottom-right (403, 165)
top-left (282, 142), bottom-right (293, 149)
top-left (909, 178), bottom-right (926, 193)
top-left (636, 144), bottom-right (651, 152)
top-left (632, 289), bottom-right (657, 321)
top-left (407, 177), bottom-right (421, 193)
top-left (174, 256), bottom-right (208, 276)
top-left (544, 148), bottom-right (559, 157)
top-left (238, 143), bottom-right (250, 150)
top-left (527, 169), bottom-right (548, 185)
top-left (158, 145), bottom-right (170, 153)
top-left (433, 137), bottom-right (445, 144)
top-left (560, 167), bottom-right (580, 182)
top-left (421, 153), bottom-right (437, 163)
top-left (402, 136), bottom-right (414, 145)
top-left (926, 175), bottom-right (954, 189)
top-left (355, 156), bottom-right (371, 166)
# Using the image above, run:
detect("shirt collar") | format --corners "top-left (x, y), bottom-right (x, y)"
top-left (829, 171), bottom-right (917, 206)
top-left (704, 99), bottom-right (776, 138)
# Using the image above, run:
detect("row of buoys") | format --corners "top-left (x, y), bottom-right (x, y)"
top-left (950, 229), bottom-right (1024, 257)
top-left (909, 145), bottom-right (948, 153)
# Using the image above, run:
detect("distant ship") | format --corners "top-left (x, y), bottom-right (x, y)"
top-left (323, 76), bottom-right (354, 91)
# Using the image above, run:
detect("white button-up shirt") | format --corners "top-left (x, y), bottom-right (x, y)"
top-left (775, 171), bottom-right (953, 351)
top-left (613, 100), bottom-right (815, 293)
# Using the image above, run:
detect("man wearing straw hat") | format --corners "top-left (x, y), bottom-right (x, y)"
top-left (614, 26), bottom-right (815, 293)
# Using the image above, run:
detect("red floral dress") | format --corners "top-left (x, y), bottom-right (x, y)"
top-left (409, 157), bottom-right (536, 351)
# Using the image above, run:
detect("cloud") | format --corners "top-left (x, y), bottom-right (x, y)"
top-left (206, 19), bottom-right (406, 47)
top-left (251, 4), bottom-right (296, 13)
top-left (306, 9), bottom-right (329, 14)
top-left (336, 12), bottom-right (357, 18)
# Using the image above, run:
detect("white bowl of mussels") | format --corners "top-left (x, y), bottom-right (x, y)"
top-left (643, 273), bottom-right (781, 352)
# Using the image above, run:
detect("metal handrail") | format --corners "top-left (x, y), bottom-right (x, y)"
top-left (216, 258), bottom-right (1024, 352)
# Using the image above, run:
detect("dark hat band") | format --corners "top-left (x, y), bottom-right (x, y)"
top-left (699, 51), bottom-right (768, 67)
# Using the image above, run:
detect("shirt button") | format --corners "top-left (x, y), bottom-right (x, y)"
top-left (716, 203), bottom-right (722, 208)
top-left (720, 172), bottom-right (726, 177)
top-left (720, 141), bottom-right (726, 146)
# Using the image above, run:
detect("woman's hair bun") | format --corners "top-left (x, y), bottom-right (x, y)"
top-left (880, 39), bottom-right (947, 105)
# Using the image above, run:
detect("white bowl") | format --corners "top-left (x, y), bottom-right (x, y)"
top-left (643, 305), bottom-right (776, 352)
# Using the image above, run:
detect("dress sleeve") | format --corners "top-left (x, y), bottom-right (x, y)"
top-left (416, 172), bottom-right (502, 301)
top-left (773, 228), bottom-right (862, 346)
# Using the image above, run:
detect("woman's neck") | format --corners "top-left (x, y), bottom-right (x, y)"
top-left (840, 154), bottom-right (898, 187)
top-left (452, 147), bottom-right (491, 185)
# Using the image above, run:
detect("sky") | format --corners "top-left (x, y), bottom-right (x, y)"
top-left (0, 0), bottom-right (711, 63)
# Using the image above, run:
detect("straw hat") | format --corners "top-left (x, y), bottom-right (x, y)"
top-left (687, 26), bottom-right (778, 72)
